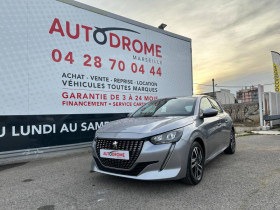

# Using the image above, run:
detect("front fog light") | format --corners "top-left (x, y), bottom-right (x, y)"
top-left (151, 128), bottom-right (183, 144)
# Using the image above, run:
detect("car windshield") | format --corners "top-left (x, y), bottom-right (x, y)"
top-left (131, 97), bottom-right (197, 117)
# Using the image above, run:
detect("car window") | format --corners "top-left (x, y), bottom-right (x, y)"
top-left (209, 98), bottom-right (223, 113)
top-left (199, 97), bottom-right (213, 114)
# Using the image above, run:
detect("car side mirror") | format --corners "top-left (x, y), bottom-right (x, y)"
top-left (201, 108), bottom-right (218, 118)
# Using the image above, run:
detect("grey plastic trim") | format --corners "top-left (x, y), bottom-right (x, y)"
top-left (57, 0), bottom-right (191, 42)
top-left (160, 143), bottom-right (176, 171)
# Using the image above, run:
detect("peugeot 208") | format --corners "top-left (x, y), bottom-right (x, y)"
top-left (91, 95), bottom-right (235, 185)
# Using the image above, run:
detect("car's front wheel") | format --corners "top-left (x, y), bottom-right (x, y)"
top-left (181, 141), bottom-right (205, 185)
top-left (224, 129), bottom-right (236, 154)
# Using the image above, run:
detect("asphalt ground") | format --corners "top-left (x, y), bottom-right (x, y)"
top-left (0, 135), bottom-right (280, 210)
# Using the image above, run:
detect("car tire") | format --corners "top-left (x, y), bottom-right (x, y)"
top-left (181, 141), bottom-right (205, 185)
top-left (224, 129), bottom-right (236, 154)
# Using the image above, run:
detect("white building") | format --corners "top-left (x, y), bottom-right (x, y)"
top-left (202, 89), bottom-right (235, 105)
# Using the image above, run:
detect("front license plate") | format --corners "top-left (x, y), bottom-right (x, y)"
top-left (100, 149), bottom-right (129, 160)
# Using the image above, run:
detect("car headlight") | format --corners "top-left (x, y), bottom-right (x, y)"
top-left (150, 128), bottom-right (184, 144)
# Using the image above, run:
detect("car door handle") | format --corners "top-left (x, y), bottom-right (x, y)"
top-left (225, 120), bottom-right (228, 123)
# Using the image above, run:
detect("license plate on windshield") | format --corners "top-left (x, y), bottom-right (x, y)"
top-left (100, 149), bottom-right (129, 160)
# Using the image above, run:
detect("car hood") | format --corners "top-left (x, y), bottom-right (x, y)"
top-left (96, 116), bottom-right (194, 139)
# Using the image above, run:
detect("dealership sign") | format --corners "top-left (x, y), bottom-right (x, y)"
top-left (0, 0), bottom-right (192, 153)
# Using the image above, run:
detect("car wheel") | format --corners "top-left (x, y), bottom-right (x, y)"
top-left (181, 141), bottom-right (205, 185)
top-left (224, 129), bottom-right (236, 154)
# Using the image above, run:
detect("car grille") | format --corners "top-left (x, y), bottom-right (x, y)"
top-left (94, 157), bottom-right (157, 176)
top-left (96, 139), bottom-right (144, 169)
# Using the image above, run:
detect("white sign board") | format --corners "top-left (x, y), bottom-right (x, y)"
top-left (0, 0), bottom-right (192, 153)
top-left (0, 0), bottom-right (192, 116)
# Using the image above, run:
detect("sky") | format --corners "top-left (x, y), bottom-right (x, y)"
top-left (77, 0), bottom-right (280, 94)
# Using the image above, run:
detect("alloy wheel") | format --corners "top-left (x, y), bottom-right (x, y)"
top-left (191, 146), bottom-right (203, 181)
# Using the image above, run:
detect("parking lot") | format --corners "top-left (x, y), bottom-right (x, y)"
top-left (0, 135), bottom-right (280, 210)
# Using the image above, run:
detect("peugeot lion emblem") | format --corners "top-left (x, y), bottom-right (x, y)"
top-left (112, 141), bottom-right (118, 149)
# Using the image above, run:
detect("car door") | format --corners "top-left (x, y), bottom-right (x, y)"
top-left (208, 98), bottom-right (230, 150)
top-left (199, 97), bottom-right (223, 159)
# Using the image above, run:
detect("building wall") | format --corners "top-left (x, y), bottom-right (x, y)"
top-left (222, 102), bottom-right (260, 126)
top-left (216, 90), bottom-right (235, 105)
top-left (202, 89), bottom-right (235, 105)
top-left (264, 92), bottom-right (280, 126)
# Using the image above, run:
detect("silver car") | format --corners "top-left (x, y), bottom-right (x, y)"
top-left (91, 95), bottom-right (235, 185)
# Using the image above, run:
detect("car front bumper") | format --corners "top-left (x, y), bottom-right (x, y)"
top-left (91, 138), bottom-right (191, 181)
